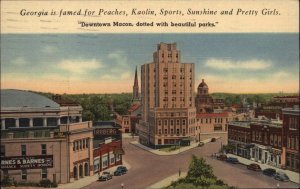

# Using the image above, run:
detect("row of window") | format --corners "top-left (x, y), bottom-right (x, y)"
top-left (158, 119), bottom-right (186, 126)
top-left (287, 136), bottom-right (299, 150)
top-left (157, 128), bottom-right (186, 135)
top-left (288, 117), bottom-right (298, 130)
top-left (197, 118), bottom-right (228, 124)
top-left (0, 144), bottom-right (47, 157)
top-left (2, 168), bottom-right (48, 180)
top-left (73, 138), bottom-right (89, 151)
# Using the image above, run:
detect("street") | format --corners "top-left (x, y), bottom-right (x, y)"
top-left (83, 137), bottom-right (299, 189)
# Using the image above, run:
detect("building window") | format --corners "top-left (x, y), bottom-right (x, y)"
top-left (21, 169), bottom-right (27, 180)
top-left (270, 134), bottom-right (273, 145)
top-left (79, 140), bottom-right (82, 150)
top-left (41, 144), bottom-right (47, 155)
top-left (76, 141), bottom-right (79, 150)
top-left (164, 129), bottom-right (168, 134)
top-left (0, 145), bottom-right (5, 157)
top-left (278, 136), bottom-right (282, 147)
top-left (21, 145), bottom-right (26, 156)
top-left (41, 168), bottom-right (47, 179)
top-left (158, 120), bottom-right (162, 126)
top-left (86, 139), bottom-right (89, 148)
top-left (214, 125), bottom-right (222, 131)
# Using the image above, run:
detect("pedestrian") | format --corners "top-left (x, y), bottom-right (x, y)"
top-left (178, 168), bottom-right (181, 177)
top-left (121, 183), bottom-right (124, 189)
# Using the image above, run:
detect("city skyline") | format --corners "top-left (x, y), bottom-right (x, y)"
top-left (1, 33), bottom-right (299, 94)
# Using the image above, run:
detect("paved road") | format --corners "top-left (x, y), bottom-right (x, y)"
top-left (83, 137), bottom-right (299, 189)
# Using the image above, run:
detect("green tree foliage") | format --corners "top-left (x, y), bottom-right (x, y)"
top-left (164, 155), bottom-right (234, 189)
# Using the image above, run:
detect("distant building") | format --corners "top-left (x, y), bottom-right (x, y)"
top-left (195, 79), bottom-right (225, 114)
top-left (132, 66), bottom-right (140, 103)
top-left (137, 43), bottom-right (196, 147)
top-left (92, 121), bottom-right (124, 174)
top-left (0, 89), bottom-right (94, 184)
top-left (228, 106), bottom-right (299, 172)
top-left (195, 112), bottom-right (233, 144)
top-left (282, 106), bottom-right (299, 172)
top-left (255, 95), bottom-right (299, 119)
top-left (115, 66), bottom-right (142, 133)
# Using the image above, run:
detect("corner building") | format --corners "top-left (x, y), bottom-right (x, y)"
top-left (138, 43), bottom-right (196, 147)
top-left (0, 90), bottom-right (94, 184)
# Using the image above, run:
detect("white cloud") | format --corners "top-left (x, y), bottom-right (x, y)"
top-left (120, 72), bottom-right (131, 79)
top-left (41, 46), bottom-right (58, 54)
top-left (204, 58), bottom-right (271, 70)
top-left (57, 59), bottom-right (103, 74)
top-left (108, 51), bottom-right (128, 67)
top-left (11, 57), bottom-right (27, 66)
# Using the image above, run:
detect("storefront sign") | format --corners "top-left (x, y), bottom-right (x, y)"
top-left (94, 128), bottom-right (119, 137)
top-left (1, 155), bottom-right (53, 170)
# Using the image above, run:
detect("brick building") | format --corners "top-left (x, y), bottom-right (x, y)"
top-left (0, 90), bottom-right (94, 184)
top-left (92, 121), bottom-right (124, 174)
top-left (137, 43), bottom-right (196, 147)
top-left (282, 106), bottom-right (299, 172)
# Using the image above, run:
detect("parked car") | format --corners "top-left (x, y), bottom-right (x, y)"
top-left (114, 166), bottom-right (128, 176)
top-left (247, 163), bottom-right (261, 171)
top-left (217, 154), bottom-right (228, 161)
top-left (226, 157), bottom-right (239, 164)
top-left (198, 142), bottom-right (204, 147)
top-left (211, 138), bottom-right (216, 142)
top-left (262, 168), bottom-right (276, 177)
top-left (274, 172), bottom-right (289, 182)
top-left (98, 171), bottom-right (113, 181)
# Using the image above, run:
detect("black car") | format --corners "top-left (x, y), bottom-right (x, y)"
top-left (114, 166), bottom-right (128, 176)
top-left (226, 157), bottom-right (239, 164)
top-left (262, 168), bottom-right (276, 177)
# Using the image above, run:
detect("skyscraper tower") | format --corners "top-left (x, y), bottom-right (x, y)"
top-left (137, 42), bottom-right (196, 147)
top-left (132, 66), bottom-right (140, 103)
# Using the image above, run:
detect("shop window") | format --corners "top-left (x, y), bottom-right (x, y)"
top-left (21, 169), bottom-right (27, 180)
top-left (41, 144), bottom-right (47, 155)
top-left (21, 145), bottom-right (26, 156)
top-left (41, 168), bottom-right (47, 179)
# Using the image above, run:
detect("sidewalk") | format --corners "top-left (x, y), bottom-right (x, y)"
top-left (130, 138), bottom-right (213, 156)
top-left (226, 154), bottom-right (300, 184)
top-left (57, 160), bottom-right (131, 189)
top-left (146, 172), bottom-right (187, 189)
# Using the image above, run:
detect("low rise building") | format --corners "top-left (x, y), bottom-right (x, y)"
top-left (282, 106), bottom-right (299, 172)
top-left (92, 121), bottom-right (124, 174)
top-left (0, 90), bottom-right (94, 184)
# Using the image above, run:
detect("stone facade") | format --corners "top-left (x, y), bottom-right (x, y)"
top-left (137, 43), bottom-right (196, 147)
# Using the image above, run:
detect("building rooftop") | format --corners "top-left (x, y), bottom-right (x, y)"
top-left (228, 121), bottom-right (251, 128)
top-left (1, 89), bottom-right (59, 109)
top-left (93, 121), bottom-right (121, 129)
top-left (196, 112), bottom-right (228, 118)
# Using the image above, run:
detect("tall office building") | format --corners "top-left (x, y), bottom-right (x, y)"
top-left (137, 43), bottom-right (196, 147)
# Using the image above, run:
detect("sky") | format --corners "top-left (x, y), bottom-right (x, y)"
top-left (1, 33), bottom-right (299, 94)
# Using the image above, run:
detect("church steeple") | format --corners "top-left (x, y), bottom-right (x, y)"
top-left (132, 66), bottom-right (140, 103)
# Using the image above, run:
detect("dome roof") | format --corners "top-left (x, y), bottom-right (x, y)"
top-left (1, 89), bottom-right (60, 108)
top-left (198, 79), bottom-right (208, 88)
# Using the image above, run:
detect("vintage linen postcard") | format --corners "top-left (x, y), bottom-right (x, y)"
top-left (1, 0), bottom-right (299, 189)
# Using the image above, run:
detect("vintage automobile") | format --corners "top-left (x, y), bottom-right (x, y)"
top-left (274, 171), bottom-right (289, 182)
top-left (114, 166), bottom-right (128, 176)
top-left (98, 171), bottom-right (113, 181)
top-left (262, 168), bottom-right (276, 177)
top-left (247, 163), bottom-right (261, 171)
top-left (226, 157), bottom-right (239, 164)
